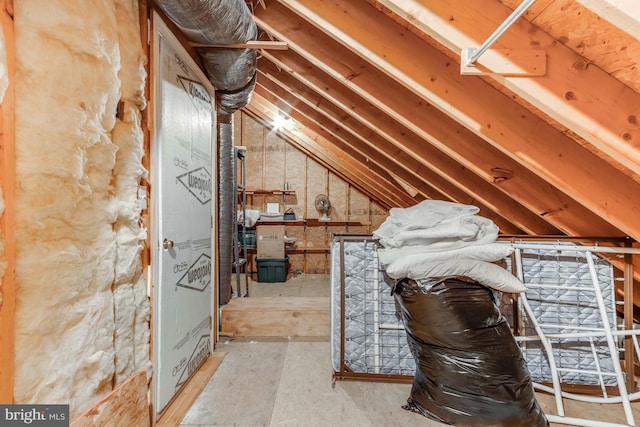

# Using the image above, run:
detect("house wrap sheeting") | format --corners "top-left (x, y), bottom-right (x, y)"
top-left (155, 0), bottom-right (258, 304)
top-left (12, 0), bottom-right (149, 418)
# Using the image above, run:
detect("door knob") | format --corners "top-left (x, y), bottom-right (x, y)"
top-left (163, 238), bottom-right (175, 249)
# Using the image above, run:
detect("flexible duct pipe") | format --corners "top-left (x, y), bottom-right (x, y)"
top-left (155, 0), bottom-right (258, 303)
top-left (155, 0), bottom-right (258, 113)
top-left (218, 112), bottom-right (235, 305)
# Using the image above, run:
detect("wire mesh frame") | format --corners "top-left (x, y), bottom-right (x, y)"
top-left (509, 246), bottom-right (618, 387)
top-left (332, 234), bottom-right (414, 383)
top-left (330, 235), bottom-right (640, 426)
top-left (510, 241), bottom-right (640, 427)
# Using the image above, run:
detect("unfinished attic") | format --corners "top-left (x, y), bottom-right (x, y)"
top-left (0, 0), bottom-right (639, 426)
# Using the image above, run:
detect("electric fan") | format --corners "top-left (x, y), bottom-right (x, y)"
top-left (314, 194), bottom-right (331, 221)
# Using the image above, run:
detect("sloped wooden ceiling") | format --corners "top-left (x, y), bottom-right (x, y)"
top-left (242, 0), bottom-right (640, 247)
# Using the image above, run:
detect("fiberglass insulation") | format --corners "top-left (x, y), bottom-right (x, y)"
top-left (13, 0), bottom-right (149, 417)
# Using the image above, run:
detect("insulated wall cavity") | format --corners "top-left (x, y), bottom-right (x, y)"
top-left (111, 0), bottom-right (151, 387)
top-left (13, 0), bottom-right (148, 418)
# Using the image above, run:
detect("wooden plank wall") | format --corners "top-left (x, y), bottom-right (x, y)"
top-left (235, 112), bottom-right (388, 275)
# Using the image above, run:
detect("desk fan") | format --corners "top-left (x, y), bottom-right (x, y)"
top-left (314, 194), bottom-right (331, 221)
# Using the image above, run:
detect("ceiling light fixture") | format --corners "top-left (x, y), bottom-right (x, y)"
top-left (272, 114), bottom-right (287, 131)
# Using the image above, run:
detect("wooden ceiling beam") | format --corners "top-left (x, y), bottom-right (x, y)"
top-left (255, 83), bottom-right (435, 207)
top-left (257, 62), bottom-right (557, 235)
top-left (575, 0), bottom-right (640, 41)
top-left (254, 84), bottom-right (424, 206)
top-left (511, 0), bottom-right (640, 97)
top-left (269, 0), bottom-right (640, 243)
top-left (366, 0), bottom-right (640, 177)
top-left (256, 74), bottom-right (528, 234)
top-left (257, 67), bottom-right (461, 200)
top-left (256, 74), bottom-right (442, 200)
top-left (257, 56), bottom-right (607, 236)
top-left (258, 51), bottom-right (612, 236)
top-left (246, 93), bottom-right (416, 208)
top-left (253, 3), bottom-right (623, 238)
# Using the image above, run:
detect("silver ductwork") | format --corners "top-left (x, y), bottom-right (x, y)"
top-left (218, 112), bottom-right (235, 305)
top-left (156, 0), bottom-right (258, 305)
top-left (155, 0), bottom-right (257, 113)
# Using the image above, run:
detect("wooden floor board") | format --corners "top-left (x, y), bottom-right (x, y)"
top-left (220, 296), bottom-right (330, 337)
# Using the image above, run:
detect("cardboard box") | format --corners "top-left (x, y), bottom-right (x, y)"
top-left (256, 225), bottom-right (285, 258)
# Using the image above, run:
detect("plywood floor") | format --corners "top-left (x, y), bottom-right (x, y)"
top-left (181, 274), bottom-right (640, 427)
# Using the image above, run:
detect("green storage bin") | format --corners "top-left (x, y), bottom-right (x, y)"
top-left (256, 256), bottom-right (289, 282)
top-left (239, 229), bottom-right (256, 248)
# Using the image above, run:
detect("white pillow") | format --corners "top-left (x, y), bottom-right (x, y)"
top-left (385, 258), bottom-right (526, 293)
top-left (378, 242), bottom-right (514, 265)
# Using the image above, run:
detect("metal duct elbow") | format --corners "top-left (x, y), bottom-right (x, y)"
top-left (156, 0), bottom-right (257, 114)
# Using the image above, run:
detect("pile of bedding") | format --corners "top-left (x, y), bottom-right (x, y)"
top-left (375, 200), bottom-right (548, 426)
top-left (375, 200), bottom-right (524, 293)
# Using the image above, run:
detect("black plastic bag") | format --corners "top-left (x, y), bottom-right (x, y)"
top-left (392, 277), bottom-right (548, 427)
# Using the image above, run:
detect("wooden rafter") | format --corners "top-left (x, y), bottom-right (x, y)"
top-left (366, 0), bottom-right (640, 179)
top-left (256, 63), bottom-right (548, 234)
top-left (260, 0), bottom-right (640, 244)
top-left (188, 40), bottom-right (288, 50)
top-left (576, 0), bottom-right (640, 41)
top-left (253, 1), bottom-right (628, 238)
top-left (246, 93), bottom-right (415, 209)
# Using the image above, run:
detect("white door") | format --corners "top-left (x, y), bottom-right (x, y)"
top-left (152, 13), bottom-right (216, 417)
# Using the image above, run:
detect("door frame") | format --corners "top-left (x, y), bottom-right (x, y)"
top-left (149, 10), bottom-right (218, 419)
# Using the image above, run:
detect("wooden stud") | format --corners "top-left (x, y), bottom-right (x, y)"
top-left (189, 40), bottom-right (288, 50)
top-left (0, 2), bottom-right (15, 404)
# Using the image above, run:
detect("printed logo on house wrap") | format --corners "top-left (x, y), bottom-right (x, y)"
top-left (177, 75), bottom-right (212, 112)
top-left (176, 167), bottom-right (212, 204)
top-left (176, 254), bottom-right (211, 291)
top-left (0, 405), bottom-right (69, 426)
top-left (175, 334), bottom-right (211, 389)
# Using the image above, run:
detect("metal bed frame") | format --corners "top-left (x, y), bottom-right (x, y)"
top-left (509, 240), bottom-right (640, 427)
top-left (331, 234), bottom-right (640, 426)
top-left (331, 234), bottom-right (413, 384)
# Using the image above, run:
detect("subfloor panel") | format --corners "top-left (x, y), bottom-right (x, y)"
top-left (191, 274), bottom-right (640, 426)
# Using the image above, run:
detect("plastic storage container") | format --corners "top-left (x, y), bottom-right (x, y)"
top-left (256, 256), bottom-right (289, 282)
top-left (239, 229), bottom-right (256, 248)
